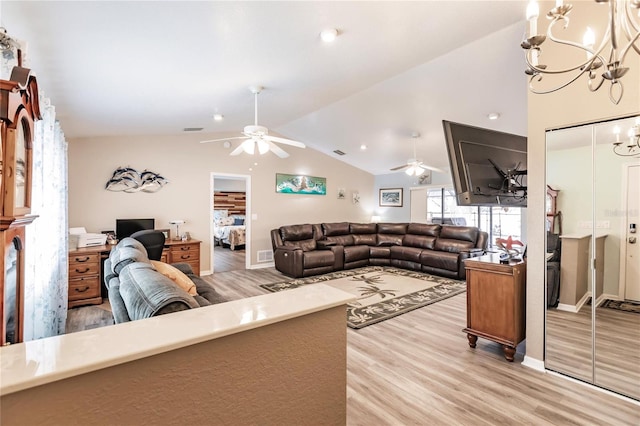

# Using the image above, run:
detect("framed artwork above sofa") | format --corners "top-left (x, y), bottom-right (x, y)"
top-left (379, 188), bottom-right (403, 207)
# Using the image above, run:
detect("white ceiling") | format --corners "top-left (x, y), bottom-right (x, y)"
top-left (2, 1), bottom-right (528, 176)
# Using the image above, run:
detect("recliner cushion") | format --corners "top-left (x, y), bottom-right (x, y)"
top-left (303, 250), bottom-right (335, 268)
top-left (390, 246), bottom-right (423, 263)
top-left (421, 250), bottom-right (459, 271)
top-left (280, 224), bottom-right (314, 241)
top-left (323, 222), bottom-right (351, 236)
top-left (284, 239), bottom-right (317, 252)
top-left (377, 234), bottom-right (403, 246)
top-left (403, 234), bottom-right (436, 250)
top-left (407, 223), bottom-right (441, 237)
top-left (325, 234), bottom-right (354, 246)
top-left (377, 223), bottom-right (407, 234)
top-left (434, 238), bottom-right (475, 253)
top-left (344, 245), bottom-right (370, 263)
top-left (349, 223), bottom-right (377, 234)
top-left (353, 234), bottom-right (377, 246)
top-left (439, 225), bottom-right (478, 243)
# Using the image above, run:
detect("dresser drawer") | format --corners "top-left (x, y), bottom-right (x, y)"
top-left (68, 276), bottom-right (101, 301)
top-left (69, 253), bottom-right (100, 264)
top-left (69, 262), bottom-right (100, 277)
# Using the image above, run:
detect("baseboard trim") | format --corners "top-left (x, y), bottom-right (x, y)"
top-left (557, 291), bottom-right (591, 313)
top-left (521, 356), bottom-right (545, 372)
top-left (248, 262), bottom-right (275, 270)
top-left (556, 303), bottom-right (578, 313)
top-left (199, 270), bottom-right (212, 276)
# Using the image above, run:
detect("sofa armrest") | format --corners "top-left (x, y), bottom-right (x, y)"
top-left (458, 249), bottom-right (485, 280)
top-left (274, 246), bottom-right (304, 277)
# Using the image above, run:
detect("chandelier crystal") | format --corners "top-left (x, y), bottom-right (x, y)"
top-left (522, 0), bottom-right (640, 105)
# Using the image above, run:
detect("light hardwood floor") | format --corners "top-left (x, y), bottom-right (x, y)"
top-left (213, 245), bottom-right (246, 272)
top-left (68, 268), bottom-right (640, 424)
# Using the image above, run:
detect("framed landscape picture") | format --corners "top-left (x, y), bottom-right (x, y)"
top-left (276, 173), bottom-right (327, 195)
top-left (379, 188), bottom-right (403, 207)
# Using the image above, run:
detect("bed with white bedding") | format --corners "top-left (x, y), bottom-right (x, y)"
top-left (214, 210), bottom-right (246, 250)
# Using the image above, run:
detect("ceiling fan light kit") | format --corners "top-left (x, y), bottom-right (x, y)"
top-left (390, 131), bottom-right (443, 176)
top-left (199, 86), bottom-right (306, 158)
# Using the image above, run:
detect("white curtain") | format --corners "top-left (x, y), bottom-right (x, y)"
top-left (23, 94), bottom-right (69, 340)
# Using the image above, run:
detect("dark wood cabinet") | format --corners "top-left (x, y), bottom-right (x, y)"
top-left (463, 254), bottom-right (526, 361)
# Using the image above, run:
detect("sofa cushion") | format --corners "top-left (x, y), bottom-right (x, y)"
top-left (344, 245), bottom-right (370, 263)
top-left (440, 225), bottom-right (478, 243)
top-left (280, 224), bottom-right (314, 242)
top-left (407, 223), bottom-right (441, 237)
top-left (349, 223), bottom-right (377, 234)
top-left (353, 234), bottom-right (377, 246)
top-left (390, 246), bottom-right (423, 263)
top-left (421, 250), bottom-right (459, 271)
top-left (403, 234), bottom-right (436, 250)
top-left (369, 246), bottom-right (391, 258)
top-left (377, 223), bottom-right (408, 235)
top-left (323, 222), bottom-right (350, 236)
top-left (434, 238), bottom-right (475, 253)
top-left (377, 234), bottom-right (403, 246)
top-left (325, 234), bottom-right (354, 246)
top-left (284, 239), bottom-right (317, 252)
top-left (151, 260), bottom-right (197, 296)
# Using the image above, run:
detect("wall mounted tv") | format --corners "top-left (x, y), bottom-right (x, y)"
top-left (442, 120), bottom-right (527, 207)
top-left (116, 218), bottom-right (155, 240)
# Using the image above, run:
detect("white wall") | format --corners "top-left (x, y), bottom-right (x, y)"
top-left (213, 177), bottom-right (246, 192)
top-left (68, 132), bottom-right (375, 271)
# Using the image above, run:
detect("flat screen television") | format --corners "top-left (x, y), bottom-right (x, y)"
top-left (116, 218), bottom-right (155, 240)
top-left (442, 120), bottom-right (527, 207)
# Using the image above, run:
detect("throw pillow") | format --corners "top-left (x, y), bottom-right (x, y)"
top-left (150, 260), bottom-right (198, 296)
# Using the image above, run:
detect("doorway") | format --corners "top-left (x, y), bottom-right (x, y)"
top-left (210, 173), bottom-right (251, 273)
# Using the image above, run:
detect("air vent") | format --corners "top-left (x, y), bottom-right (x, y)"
top-left (333, 150), bottom-right (346, 156)
top-left (257, 250), bottom-right (273, 263)
top-left (183, 127), bottom-right (203, 132)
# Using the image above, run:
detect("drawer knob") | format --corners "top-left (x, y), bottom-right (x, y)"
top-left (74, 287), bottom-right (90, 293)
top-left (75, 267), bottom-right (90, 274)
top-left (180, 246), bottom-right (189, 251)
top-left (181, 255), bottom-right (190, 260)
top-left (75, 256), bottom-right (91, 263)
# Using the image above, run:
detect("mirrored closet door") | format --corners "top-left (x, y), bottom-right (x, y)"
top-left (545, 115), bottom-right (640, 401)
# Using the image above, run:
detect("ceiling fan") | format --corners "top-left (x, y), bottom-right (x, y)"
top-left (390, 132), bottom-right (444, 176)
top-left (200, 86), bottom-right (305, 158)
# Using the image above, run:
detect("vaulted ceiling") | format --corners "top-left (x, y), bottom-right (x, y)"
top-left (2, 1), bottom-right (528, 175)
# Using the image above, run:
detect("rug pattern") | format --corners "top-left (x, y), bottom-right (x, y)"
top-left (601, 299), bottom-right (640, 314)
top-left (261, 266), bottom-right (466, 329)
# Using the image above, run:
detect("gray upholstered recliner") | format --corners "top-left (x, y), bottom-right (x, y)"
top-left (104, 238), bottom-right (226, 323)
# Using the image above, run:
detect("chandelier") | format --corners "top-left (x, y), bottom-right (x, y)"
top-left (522, 0), bottom-right (640, 104)
top-left (612, 117), bottom-right (640, 156)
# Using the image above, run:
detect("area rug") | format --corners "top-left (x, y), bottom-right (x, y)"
top-left (601, 299), bottom-right (640, 314)
top-left (260, 266), bottom-right (466, 329)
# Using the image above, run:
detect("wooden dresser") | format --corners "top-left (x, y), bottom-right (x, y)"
top-left (463, 254), bottom-right (526, 362)
top-left (68, 246), bottom-right (104, 308)
top-left (67, 239), bottom-right (201, 307)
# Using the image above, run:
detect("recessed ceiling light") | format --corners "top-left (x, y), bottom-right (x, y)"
top-left (213, 114), bottom-right (224, 121)
top-left (360, 144), bottom-right (367, 150)
top-left (487, 112), bottom-right (501, 120)
top-left (320, 28), bottom-right (339, 43)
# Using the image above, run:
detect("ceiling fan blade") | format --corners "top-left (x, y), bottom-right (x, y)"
top-left (267, 141), bottom-right (290, 158)
top-left (418, 164), bottom-right (445, 173)
top-left (390, 164), bottom-right (409, 171)
top-left (199, 136), bottom-right (248, 144)
top-left (229, 144), bottom-right (246, 156)
top-left (263, 135), bottom-right (306, 148)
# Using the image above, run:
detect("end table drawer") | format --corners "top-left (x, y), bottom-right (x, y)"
top-left (69, 262), bottom-right (100, 277)
top-left (68, 277), bottom-right (101, 301)
top-left (70, 253), bottom-right (100, 264)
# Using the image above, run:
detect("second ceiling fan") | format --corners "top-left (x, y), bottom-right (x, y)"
top-left (200, 86), bottom-right (306, 158)
top-left (390, 132), bottom-right (444, 176)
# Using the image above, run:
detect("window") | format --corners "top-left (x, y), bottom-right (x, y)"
top-left (426, 187), bottom-right (523, 246)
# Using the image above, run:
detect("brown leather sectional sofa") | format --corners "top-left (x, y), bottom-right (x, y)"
top-left (270, 222), bottom-right (488, 279)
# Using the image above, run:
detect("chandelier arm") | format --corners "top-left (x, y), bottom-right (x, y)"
top-left (608, 80), bottom-right (624, 104)
top-left (621, 12), bottom-right (640, 56)
top-left (587, 73), bottom-right (605, 92)
top-left (609, 0), bottom-right (618, 50)
top-left (538, 21), bottom-right (610, 74)
top-left (528, 68), bottom-right (590, 94)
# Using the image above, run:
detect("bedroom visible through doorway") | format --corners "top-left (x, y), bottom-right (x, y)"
top-left (211, 173), bottom-right (250, 273)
